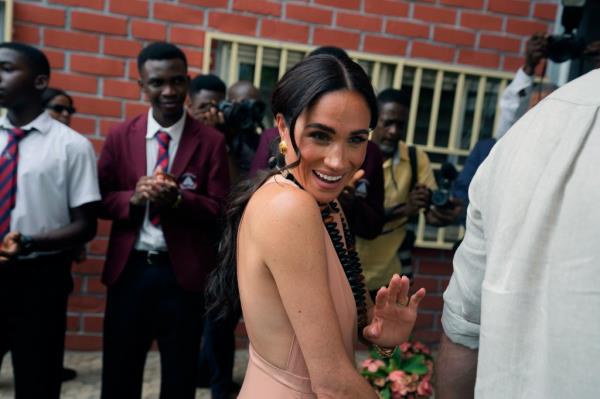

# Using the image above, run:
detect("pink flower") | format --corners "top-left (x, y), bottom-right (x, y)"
top-left (362, 358), bottom-right (385, 373)
top-left (417, 377), bottom-right (433, 396)
top-left (399, 342), bottom-right (412, 353)
top-left (374, 377), bottom-right (386, 387)
top-left (388, 370), bottom-right (407, 383)
top-left (413, 341), bottom-right (431, 355)
top-left (390, 380), bottom-right (409, 396)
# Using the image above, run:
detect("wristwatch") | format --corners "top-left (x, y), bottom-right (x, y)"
top-left (19, 234), bottom-right (35, 256)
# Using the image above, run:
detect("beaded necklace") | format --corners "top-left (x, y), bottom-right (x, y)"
top-left (285, 173), bottom-right (369, 341)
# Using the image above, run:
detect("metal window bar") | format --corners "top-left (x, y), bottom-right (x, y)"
top-left (202, 32), bottom-right (522, 249)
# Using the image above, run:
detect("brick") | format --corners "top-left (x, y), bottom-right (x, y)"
top-left (458, 49), bottom-right (501, 68)
top-left (461, 11), bottom-right (503, 31)
top-left (104, 38), bottom-right (143, 58)
top-left (100, 119), bottom-right (122, 136)
top-left (261, 20), bottom-right (309, 43)
top-left (49, 0), bottom-right (104, 10)
top-left (13, 24), bottom-right (40, 45)
top-left (488, 0), bottom-right (530, 17)
top-left (67, 315), bottom-right (81, 332)
top-left (86, 277), bottom-right (106, 295)
top-left (503, 54), bottom-right (524, 72)
top-left (153, 3), bottom-right (204, 24)
top-left (71, 11), bottom-right (128, 35)
top-left (44, 29), bottom-right (100, 52)
top-left (440, 0), bottom-right (483, 9)
top-left (412, 330), bottom-right (441, 345)
top-left (534, 3), bottom-right (558, 21)
top-left (132, 20), bottom-right (167, 41)
top-left (50, 72), bottom-right (98, 94)
top-left (88, 237), bottom-right (110, 254)
top-left (72, 258), bottom-right (105, 274)
top-left (65, 334), bottom-right (103, 350)
top-left (68, 295), bottom-right (105, 312)
top-left (70, 116), bottom-right (96, 134)
top-left (46, 49), bottom-right (65, 69)
top-left (415, 312), bottom-right (435, 328)
top-left (418, 260), bottom-right (452, 275)
top-left (505, 18), bottom-right (549, 36)
top-left (104, 80), bottom-right (140, 100)
top-left (286, 4), bottom-right (332, 25)
top-left (434, 26), bottom-right (476, 46)
top-left (233, 0), bottom-right (281, 16)
top-left (72, 276), bottom-right (83, 295)
top-left (14, 3), bottom-right (65, 27)
top-left (413, 4), bottom-right (456, 24)
top-left (313, 27), bottom-right (360, 50)
top-left (411, 41), bottom-right (455, 63)
top-left (208, 12), bottom-right (257, 36)
top-left (337, 12), bottom-right (382, 33)
top-left (439, 277), bottom-right (450, 292)
top-left (364, 35), bottom-right (407, 56)
top-left (128, 60), bottom-right (140, 80)
top-left (181, 48), bottom-right (203, 69)
top-left (364, 0), bottom-right (409, 18)
top-left (412, 276), bottom-right (440, 293)
top-left (480, 33), bottom-right (521, 52)
top-left (97, 219), bottom-right (112, 236)
top-left (73, 95), bottom-right (122, 118)
top-left (170, 26), bottom-right (206, 47)
top-left (109, 0), bottom-right (148, 17)
top-left (181, 0), bottom-right (228, 6)
top-left (71, 55), bottom-right (125, 77)
top-left (126, 102), bottom-right (149, 119)
top-left (386, 20), bottom-right (430, 39)
top-left (315, 0), bottom-right (360, 10)
top-left (83, 315), bottom-right (104, 332)
top-left (420, 295), bottom-right (444, 310)
top-left (89, 138), bottom-right (105, 155)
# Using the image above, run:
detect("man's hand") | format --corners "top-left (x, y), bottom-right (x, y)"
top-left (0, 232), bottom-right (21, 263)
top-left (130, 176), bottom-right (154, 206)
top-left (524, 33), bottom-right (548, 76)
top-left (201, 106), bottom-right (225, 128)
top-left (405, 184), bottom-right (431, 217)
top-left (147, 167), bottom-right (180, 207)
top-left (584, 41), bottom-right (600, 69)
top-left (339, 169), bottom-right (365, 204)
top-left (427, 198), bottom-right (464, 227)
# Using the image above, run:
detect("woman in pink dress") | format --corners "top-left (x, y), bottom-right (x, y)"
top-left (207, 54), bottom-right (425, 398)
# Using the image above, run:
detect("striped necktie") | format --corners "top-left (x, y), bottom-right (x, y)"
top-left (149, 131), bottom-right (171, 227)
top-left (0, 127), bottom-right (29, 239)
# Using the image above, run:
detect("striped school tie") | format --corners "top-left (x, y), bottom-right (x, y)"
top-left (149, 131), bottom-right (171, 227)
top-left (0, 127), bottom-right (28, 239)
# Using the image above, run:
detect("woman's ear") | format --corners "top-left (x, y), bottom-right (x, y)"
top-left (275, 113), bottom-right (287, 140)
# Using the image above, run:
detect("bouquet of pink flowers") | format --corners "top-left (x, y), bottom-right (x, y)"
top-left (360, 341), bottom-right (434, 399)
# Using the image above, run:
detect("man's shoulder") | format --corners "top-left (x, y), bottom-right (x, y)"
top-left (546, 69), bottom-right (600, 107)
top-left (47, 120), bottom-right (94, 152)
top-left (183, 114), bottom-right (225, 145)
top-left (108, 114), bottom-right (147, 136)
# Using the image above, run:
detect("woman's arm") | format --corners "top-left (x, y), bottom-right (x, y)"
top-left (254, 185), bottom-right (377, 399)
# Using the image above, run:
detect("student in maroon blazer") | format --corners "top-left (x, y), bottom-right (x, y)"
top-left (98, 42), bottom-right (229, 399)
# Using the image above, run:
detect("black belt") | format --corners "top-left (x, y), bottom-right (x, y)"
top-left (132, 250), bottom-right (171, 267)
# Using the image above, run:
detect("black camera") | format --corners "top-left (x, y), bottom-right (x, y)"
top-left (547, 33), bottom-right (586, 63)
top-left (431, 162), bottom-right (458, 210)
top-left (217, 99), bottom-right (265, 132)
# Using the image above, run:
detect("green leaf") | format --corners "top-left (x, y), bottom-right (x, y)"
top-left (402, 354), bottom-right (429, 375)
top-left (380, 387), bottom-right (391, 399)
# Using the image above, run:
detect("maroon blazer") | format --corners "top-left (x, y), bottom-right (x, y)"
top-left (98, 113), bottom-right (230, 292)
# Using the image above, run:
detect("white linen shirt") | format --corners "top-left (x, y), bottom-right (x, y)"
top-left (442, 69), bottom-right (600, 398)
top-left (494, 67), bottom-right (534, 140)
top-left (0, 111), bottom-right (100, 237)
top-left (133, 108), bottom-right (185, 252)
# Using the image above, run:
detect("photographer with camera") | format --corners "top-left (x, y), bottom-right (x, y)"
top-left (356, 89), bottom-right (461, 298)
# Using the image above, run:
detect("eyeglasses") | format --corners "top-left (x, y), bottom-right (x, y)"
top-left (47, 104), bottom-right (76, 115)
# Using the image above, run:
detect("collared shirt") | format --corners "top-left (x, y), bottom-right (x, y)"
top-left (0, 111), bottom-right (100, 240)
top-left (134, 108), bottom-right (185, 252)
top-left (442, 69), bottom-right (600, 398)
top-left (356, 141), bottom-right (436, 290)
top-left (494, 67), bottom-right (534, 140)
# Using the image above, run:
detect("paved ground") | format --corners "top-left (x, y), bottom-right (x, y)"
top-left (0, 350), bottom-right (371, 399)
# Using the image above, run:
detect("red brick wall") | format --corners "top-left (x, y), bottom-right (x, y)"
top-left (11, 0), bottom-right (557, 350)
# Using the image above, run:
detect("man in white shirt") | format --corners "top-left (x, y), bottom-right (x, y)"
top-left (436, 68), bottom-right (600, 398)
top-left (0, 43), bottom-right (100, 398)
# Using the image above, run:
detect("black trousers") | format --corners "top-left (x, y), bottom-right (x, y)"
top-left (101, 251), bottom-right (204, 399)
top-left (0, 253), bottom-right (72, 399)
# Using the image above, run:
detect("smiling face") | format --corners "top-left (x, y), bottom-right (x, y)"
top-left (278, 89), bottom-right (371, 204)
top-left (139, 58), bottom-right (189, 127)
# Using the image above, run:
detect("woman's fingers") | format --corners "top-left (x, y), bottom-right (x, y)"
top-left (408, 288), bottom-right (426, 311)
top-left (374, 287), bottom-right (388, 310)
top-left (363, 319), bottom-right (381, 339)
top-left (386, 274), bottom-right (401, 306)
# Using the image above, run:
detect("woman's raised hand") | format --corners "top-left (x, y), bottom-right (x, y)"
top-left (363, 274), bottom-right (426, 348)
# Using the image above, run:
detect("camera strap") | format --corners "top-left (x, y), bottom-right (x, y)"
top-left (408, 145), bottom-right (418, 191)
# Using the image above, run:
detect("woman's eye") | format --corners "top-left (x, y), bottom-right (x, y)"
top-left (309, 131), bottom-right (330, 142)
top-left (349, 135), bottom-right (368, 144)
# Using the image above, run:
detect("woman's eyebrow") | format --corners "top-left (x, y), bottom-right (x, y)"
top-left (305, 123), bottom-right (336, 134)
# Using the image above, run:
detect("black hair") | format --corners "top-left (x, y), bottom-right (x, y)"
top-left (41, 87), bottom-right (73, 107)
top-left (0, 42), bottom-right (50, 79)
top-left (307, 46), bottom-right (350, 60)
top-left (377, 88), bottom-right (411, 108)
top-left (137, 42), bottom-right (187, 74)
top-left (189, 74), bottom-right (226, 96)
top-left (206, 54), bottom-right (378, 319)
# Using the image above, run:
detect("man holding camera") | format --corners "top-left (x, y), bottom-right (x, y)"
top-left (356, 89), bottom-right (461, 298)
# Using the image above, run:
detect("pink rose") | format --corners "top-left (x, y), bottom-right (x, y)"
top-left (413, 341), bottom-right (431, 355)
top-left (388, 370), bottom-right (407, 383)
top-left (399, 342), bottom-right (412, 353)
top-left (362, 358), bottom-right (385, 373)
top-left (390, 380), bottom-right (409, 396)
top-left (417, 377), bottom-right (433, 396)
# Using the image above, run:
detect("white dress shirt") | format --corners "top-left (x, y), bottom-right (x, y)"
top-left (0, 111), bottom-right (100, 238)
top-left (494, 67), bottom-right (534, 140)
top-left (134, 108), bottom-right (185, 252)
top-left (442, 69), bottom-right (600, 398)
